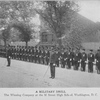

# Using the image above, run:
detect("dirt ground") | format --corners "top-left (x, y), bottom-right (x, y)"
top-left (0, 57), bottom-right (100, 87)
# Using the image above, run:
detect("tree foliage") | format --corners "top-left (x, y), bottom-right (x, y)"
top-left (0, 1), bottom-right (35, 46)
top-left (12, 22), bottom-right (33, 47)
top-left (35, 1), bottom-right (79, 48)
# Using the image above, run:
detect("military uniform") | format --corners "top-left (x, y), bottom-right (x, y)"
top-left (88, 50), bottom-right (94, 73)
top-left (67, 50), bottom-right (73, 69)
top-left (71, 49), bottom-right (75, 66)
top-left (35, 48), bottom-right (38, 63)
top-left (55, 50), bottom-right (60, 67)
top-left (61, 50), bottom-right (67, 68)
top-left (73, 50), bottom-right (81, 70)
top-left (49, 48), bottom-right (57, 79)
top-left (80, 49), bottom-right (87, 71)
top-left (95, 49), bottom-right (100, 74)
top-left (28, 47), bottom-right (31, 62)
top-left (41, 49), bottom-right (45, 64)
top-left (6, 45), bottom-right (12, 66)
top-left (32, 47), bottom-right (35, 62)
top-left (38, 48), bottom-right (41, 64)
top-left (45, 50), bottom-right (50, 65)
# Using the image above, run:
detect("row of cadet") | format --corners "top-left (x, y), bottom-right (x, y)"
top-left (0, 45), bottom-right (100, 74)
top-left (0, 45), bottom-right (50, 65)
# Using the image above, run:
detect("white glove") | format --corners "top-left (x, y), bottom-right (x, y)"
top-left (93, 62), bottom-right (96, 64)
top-left (53, 63), bottom-right (56, 66)
top-left (85, 61), bottom-right (88, 63)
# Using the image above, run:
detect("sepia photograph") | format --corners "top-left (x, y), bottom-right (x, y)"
top-left (0, 0), bottom-right (100, 95)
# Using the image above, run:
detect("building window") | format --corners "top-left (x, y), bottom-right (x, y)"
top-left (42, 34), bottom-right (47, 42)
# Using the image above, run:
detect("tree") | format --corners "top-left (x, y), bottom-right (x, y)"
top-left (35, 1), bottom-right (79, 48)
top-left (0, 1), bottom-right (35, 46)
top-left (12, 22), bottom-right (33, 47)
top-left (2, 27), bottom-right (10, 46)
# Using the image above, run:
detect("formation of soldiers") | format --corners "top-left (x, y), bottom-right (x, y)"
top-left (0, 45), bottom-right (100, 74)
top-left (0, 45), bottom-right (50, 65)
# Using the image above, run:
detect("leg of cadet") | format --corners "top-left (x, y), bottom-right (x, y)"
top-left (50, 63), bottom-right (53, 78)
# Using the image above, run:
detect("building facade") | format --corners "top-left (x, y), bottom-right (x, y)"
top-left (37, 30), bottom-right (57, 49)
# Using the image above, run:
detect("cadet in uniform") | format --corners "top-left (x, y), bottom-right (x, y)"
top-left (95, 49), bottom-right (100, 74)
top-left (34, 47), bottom-right (38, 63)
top-left (45, 47), bottom-right (50, 65)
top-left (32, 47), bottom-right (35, 62)
top-left (55, 48), bottom-right (60, 67)
top-left (49, 47), bottom-right (58, 79)
top-left (6, 45), bottom-right (12, 66)
top-left (41, 47), bottom-right (45, 64)
top-left (30, 46), bottom-right (32, 62)
top-left (11, 46), bottom-right (14, 59)
top-left (88, 49), bottom-right (94, 73)
top-left (71, 49), bottom-right (75, 67)
top-left (38, 47), bottom-right (41, 64)
top-left (61, 48), bottom-right (67, 68)
top-left (28, 47), bottom-right (31, 62)
top-left (67, 49), bottom-right (73, 69)
top-left (73, 49), bottom-right (81, 70)
top-left (80, 49), bottom-right (87, 71)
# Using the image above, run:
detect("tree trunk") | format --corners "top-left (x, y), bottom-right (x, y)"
top-left (26, 41), bottom-right (28, 48)
top-left (57, 38), bottom-right (63, 51)
top-left (4, 40), bottom-right (7, 47)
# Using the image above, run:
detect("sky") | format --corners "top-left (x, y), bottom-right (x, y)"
top-left (78, 0), bottom-right (100, 22)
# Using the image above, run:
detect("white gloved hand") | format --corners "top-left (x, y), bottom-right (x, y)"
top-left (53, 63), bottom-right (56, 66)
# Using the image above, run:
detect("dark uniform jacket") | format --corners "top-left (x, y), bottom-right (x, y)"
top-left (88, 53), bottom-right (94, 62)
top-left (49, 52), bottom-right (57, 64)
top-left (74, 52), bottom-right (81, 61)
top-left (95, 53), bottom-right (100, 62)
top-left (67, 52), bottom-right (73, 61)
top-left (81, 52), bottom-right (87, 61)
top-left (6, 49), bottom-right (12, 58)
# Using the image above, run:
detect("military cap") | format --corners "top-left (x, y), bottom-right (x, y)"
top-left (82, 49), bottom-right (85, 51)
top-left (90, 49), bottom-right (93, 51)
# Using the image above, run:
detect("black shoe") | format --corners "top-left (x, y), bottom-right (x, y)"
top-left (49, 77), bottom-right (52, 78)
top-left (7, 65), bottom-right (10, 67)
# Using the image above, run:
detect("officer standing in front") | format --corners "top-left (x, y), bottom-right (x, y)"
top-left (49, 46), bottom-right (57, 79)
top-left (6, 44), bottom-right (12, 67)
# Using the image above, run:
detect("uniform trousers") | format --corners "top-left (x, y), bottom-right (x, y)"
top-left (88, 62), bottom-right (93, 72)
top-left (56, 59), bottom-right (59, 67)
top-left (50, 63), bottom-right (55, 78)
top-left (61, 59), bottom-right (66, 68)
top-left (96, 61), bottom-right (100, 74)
top-left (46, 57), bottom-right (49, 65)
top-left (81, 61), bottom-right (86, 71)
top-left (74, 61), bottom-right (79, 70)
top-left (67, 59), bottom-right (71, 69)
top-left (7, 57), bottom-right (11, 66)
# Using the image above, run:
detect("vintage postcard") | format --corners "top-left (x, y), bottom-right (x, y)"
top-left (0, 0), bottom-right (100, 100)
